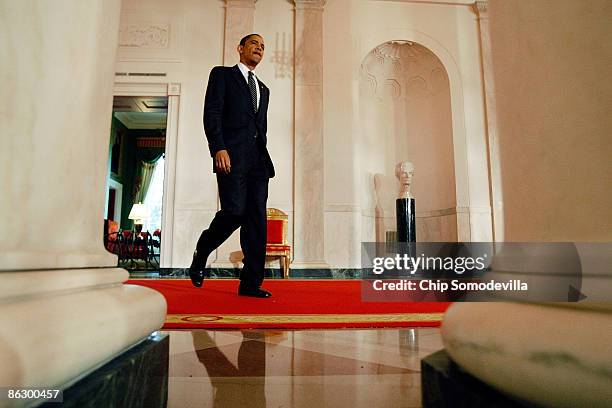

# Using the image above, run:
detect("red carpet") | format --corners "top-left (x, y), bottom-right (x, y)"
top-left (128, 279), bottom-right (450, 329)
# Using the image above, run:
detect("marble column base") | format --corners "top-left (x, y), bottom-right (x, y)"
top-left (441, 302), bottom-right (612, 408)
top-left (0, 269), bottom-right (166, 391)
top-left (41, 333), bottom-right (169, 408)
top-left (421, 349), bottom-right (534, 407)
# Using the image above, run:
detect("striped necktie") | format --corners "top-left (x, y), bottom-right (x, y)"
top-left (248, 71), bottom-right (258, 113)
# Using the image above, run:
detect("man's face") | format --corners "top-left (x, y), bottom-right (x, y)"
top-left (238, 35), bottom-right (265, 67)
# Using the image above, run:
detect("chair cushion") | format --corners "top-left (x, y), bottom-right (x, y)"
top-left (107, 220), bottom-right (119, 241)
top-left (266, 244), bottom-right (290, 251)
top-left (267, 219), bottom-right (284, 244)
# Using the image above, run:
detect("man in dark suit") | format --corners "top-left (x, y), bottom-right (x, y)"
top-left (189, 34), bottom-right (275, 298)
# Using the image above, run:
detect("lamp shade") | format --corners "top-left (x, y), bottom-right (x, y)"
top-left (128, 203), bottom-right (150, 222)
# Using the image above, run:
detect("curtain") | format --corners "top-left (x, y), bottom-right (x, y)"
top-left (134, 153), bottom-right (162, 204)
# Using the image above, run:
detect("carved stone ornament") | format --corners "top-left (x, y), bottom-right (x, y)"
top-left (119, 24), bottom-right (169, 49)
top-left (474, 1), bottom-right (488, 15)
top-left (293, 0), bottom-right (326, 10)
top-left (225, 0), bottom-right (257, 8)
top-left (270, 32), bottom-right (293, 79)
top-left (360, 41), bottom-right (447, 101)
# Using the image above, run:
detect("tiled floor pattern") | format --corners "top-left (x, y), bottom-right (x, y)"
top-left (164, 327), bottom-right (444, 407)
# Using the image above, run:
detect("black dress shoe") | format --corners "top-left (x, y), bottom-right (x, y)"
top-left (238, 286), bottom-right (272, 298)
top-left (189, 251), bottom-right (208, 288)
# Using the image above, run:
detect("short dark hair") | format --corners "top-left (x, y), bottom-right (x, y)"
top-left (239, 33), bottom-right (262, 46)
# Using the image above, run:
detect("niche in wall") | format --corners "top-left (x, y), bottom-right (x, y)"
top-left (359, 41), bottom-right (457, 242)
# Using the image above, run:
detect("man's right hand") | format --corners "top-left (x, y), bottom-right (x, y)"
top-left (214, 150), bottom-right (231, 173)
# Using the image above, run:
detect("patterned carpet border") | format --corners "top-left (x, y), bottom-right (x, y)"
top-left (164, 312), bottom-right (444, 329)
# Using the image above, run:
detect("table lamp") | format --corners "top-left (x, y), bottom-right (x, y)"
top-left (128, 202), bottom-right (150, 233)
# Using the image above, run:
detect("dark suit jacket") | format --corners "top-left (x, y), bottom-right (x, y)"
top-left (203, 65), bottom-right (275, 178)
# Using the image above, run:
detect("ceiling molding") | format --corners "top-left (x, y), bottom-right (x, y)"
top-left (114, 112), bottom-right (168, 130)
top-left (373, 0), bottom-right (474, 5)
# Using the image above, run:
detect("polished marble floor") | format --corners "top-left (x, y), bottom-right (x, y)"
top-left (163, 327), bottom-right (443, 408)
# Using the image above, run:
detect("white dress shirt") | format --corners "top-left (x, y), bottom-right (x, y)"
top-left (237, 62), bottom-right (260, 110)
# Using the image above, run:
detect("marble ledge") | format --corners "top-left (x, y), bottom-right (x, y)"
top-left (325, 204), bottom-right (361, 212)
top-left (377, 0), bottom-right (475, 5)
top-left (359, 206), bottom-right (469, 218)
top-left (134, 268), bottom-right (363, 279)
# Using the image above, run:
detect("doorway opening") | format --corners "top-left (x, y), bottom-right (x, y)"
top-left (104, 96), bottom-right (168, 272)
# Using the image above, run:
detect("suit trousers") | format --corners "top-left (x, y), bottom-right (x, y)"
top-left (195, 141), bottom-right (269, 289)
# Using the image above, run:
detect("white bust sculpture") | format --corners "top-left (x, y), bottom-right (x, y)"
top-left (395, 161), bottom-right (414, 199)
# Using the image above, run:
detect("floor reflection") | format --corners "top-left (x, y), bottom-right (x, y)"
top-left (166, 328), bottom-right (443, 408)
top-left (193, 331), bottom-right (266, 408)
